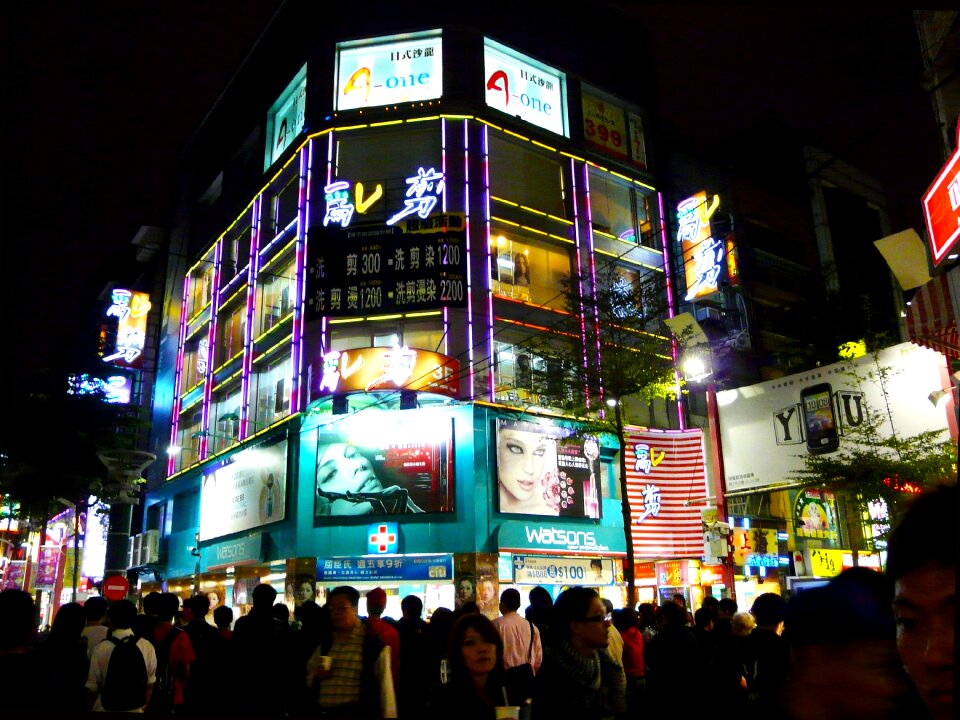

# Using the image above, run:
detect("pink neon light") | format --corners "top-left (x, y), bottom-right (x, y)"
top-left (239, 198), bottom-right (261, 440)
top-left (582, 165), bottom-right (605, 406)
top-left (481, 124), bottom-right (495, 402)
top-left (168, 274), bottom-right (191, 475)
top-left (198, 242), bottom-right (223, 459)
top-left (570, 158), bottom-right (592, 408)
top-left (290, 144), bottom-right (309, 413)
top-left (658, 191), bottom-right (685, 430)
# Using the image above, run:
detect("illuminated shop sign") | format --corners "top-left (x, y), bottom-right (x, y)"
top-left (731, 528), bottom-right (779, 567)
top-left (497, 521), bottom-right (626, 555)
top-left (312, 345), bottom-right (459, 398)
top-left (368, 522), bottom-right (399, 554)
top-left (512, 555), bottom-right (616, 586)
top-left (922, 118), bottom-right (960, 266)
top-left (317, 554), bottom-right (453, 582)
top-left (484, 38), bottom-right (567, 137)
top-left (198, 437), bottom-right (288, 541)
top-left (495, 419), bottom-right (602, 519)
top-left (265, 64), bottom-right (306, 169)
top-left (306, 166), bottom-right (466, 319)
top-left (101, 289), bottom-right (151, 368)
top-left (580, 90), bottom-right (646, 168)
top-left (793, 488), bottom-right (839, 541)
top-left (336, 30), bottom-right (443, 111)
top-left (67, 373), bottom-right (132, 404)
top-left (314, 411), bottom-right (454, 517)
top-left (677, 191), bottom-right (723, 301)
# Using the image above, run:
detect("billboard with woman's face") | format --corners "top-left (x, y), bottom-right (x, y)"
top-left (315, 426), bottom-right (453, 517)
top-left (495, 419), bottom-right (602, 518)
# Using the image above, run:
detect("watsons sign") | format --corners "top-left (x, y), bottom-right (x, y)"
top-left (498, 520), bottom-right (626, 556)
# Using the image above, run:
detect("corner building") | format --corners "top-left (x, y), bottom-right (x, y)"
top-left (143, 7), bottom-right (696, 617)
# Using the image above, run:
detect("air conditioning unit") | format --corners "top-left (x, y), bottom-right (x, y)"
top-left (127, 537), bottom-right (136, 569)
top-left (140, 530), bottom-right (161, 565)
top-left (695, 306), bottom-right (722, 322)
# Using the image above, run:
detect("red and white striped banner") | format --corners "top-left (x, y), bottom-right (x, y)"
top-left (906, 273), bottom-right (960, 362)
top-left (624, 427), bottom-right (707, 559)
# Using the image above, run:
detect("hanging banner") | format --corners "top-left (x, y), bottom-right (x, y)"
top-left (624, 427), bottom-right (708, 559)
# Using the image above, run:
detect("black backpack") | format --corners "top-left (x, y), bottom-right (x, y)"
top-left (100, 634), bottom-right (148, 711)
top-left (147, 626), bottom-right (182, 715)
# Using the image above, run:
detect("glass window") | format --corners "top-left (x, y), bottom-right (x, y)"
top-left (491, 231), bottom-right (571, 309)
top-left (182, 335), bottom-right (209, 392)
top-left (588, 169), bottom-right (655, 249)
top-left (266, 165), bottom-right (300, 242)
top-left (171, 489), bottom-right (200, 533)
top-left (250, 355), bottom-right (292, 432)
top-left (489, 134), bottom-right (565, 217)
top-left (209, 381), bottom-right (242, 456)
top-left (186, 259), bottom-right (215, 318)
top-left (222, 217), bottom-right (252, 282)
top-left (329, 317), bottom-right (443, 352)
top-left (493, 340), bottom-right (575, 408)
top-left (255, 255), bottom-right (296, 337)
top-left (215, 301), bottom-right (246, 368)
top-left (174, 407), bottom-right (203, 471)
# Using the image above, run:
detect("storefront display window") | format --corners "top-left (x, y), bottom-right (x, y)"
top-left (330, 317), bottom-right (444, 354)
top-left (490, 232), bottom-right (570, 309)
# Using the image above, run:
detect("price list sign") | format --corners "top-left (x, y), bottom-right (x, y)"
top-left (306, 213), bottom-right (467, 319)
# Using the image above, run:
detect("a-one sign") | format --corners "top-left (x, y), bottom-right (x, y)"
top-left (102, 574), bottom-right (129, 601)
top-left (922, 119), bottom-right (960, 266)
top-left (512, 554), bottom-right (616, 586)
top-left (198, 437), bottom-right (288, 541)
top-left (311, 345), bottom-right (459, 399)
top-left (336, 30), bottom-right (443, 111)
top-left (484, 38), bottom-right (567, 137)
top-left (316, 553), bottom-right (452, 582)
top-left (265, 64), bottom-right (307, 169)
top-left (718, 343), bottom-right (954, 493)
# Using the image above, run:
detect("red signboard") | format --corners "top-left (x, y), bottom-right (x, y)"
top-left (923, 120), bottom-right (960, 266)
top-left (102, 574), bottom-right (129, 601)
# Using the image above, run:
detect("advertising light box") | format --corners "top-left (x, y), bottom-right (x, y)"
top-left (484, 38), bottom-right (567, 137)
top-left (922, 118), bottom-right (960, 266)
top-left (266, 64), bottom-right (307, 169)
top-left (495, 419), bottom-right (601, 519)
top-left (199, 437), bottom-right (288, 541)
top-left (336, 30), bottom-right (443, 111)
top-left (311, 345), bottom-right (459, 399)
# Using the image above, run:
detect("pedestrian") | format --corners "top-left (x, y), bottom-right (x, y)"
top-left (494, 588), bottom-right (542, 705)
top-left (644, 599), bottom-right (700, 713)
top-left (601, 598), bottom-right (623, 664)
top-left (38, 602), bottom-right (89, 712)
top-left (146, 591), bottom-right (195, 714)
top-left (611, 608), bottom-right (644, 714)
top-left (741, 592), bottom-right (789, 719)
top-left (366, 587), bottom-right (401, 691)
top-left (426, 606), bottom-right (456, 687)
top-left (397, 594), bottom-right (431, 718)
top-left (524, 586), bottom-right (553, 645)
top-left (532, 586), bottom-right (626, 720)
top-left (427, 612), bottom-right (528, 720)
top-left (0, 589), bottom-right (43, 711)
top-left (305, 585), bottom-right (397, 718)
top-left (886, 483), bottom-right (955, 720)
top-left (233, 583), bottom-right (289, 716)
top-left (81, 595), bottom-right (110, 659)
top-left (182, 594), bottom-right (222, 712)
top-left (85, 598), bottom-right (157, 713)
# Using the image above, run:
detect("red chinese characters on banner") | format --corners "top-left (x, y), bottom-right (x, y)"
top-left (922, 119), bottom-right (960, 266)
top-left (624, 427), bottom-right (708, 559)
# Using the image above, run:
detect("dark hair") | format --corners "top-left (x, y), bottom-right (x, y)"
top-left (186, 594), bottom-right (211, 618)
top-left (84, 596), bottom-right (108, 621)
top-left (401, 594), bottom-right (423, 618)
top-left (700, 595), bottom-right (720, 616)
top-left (252, 583), bottom-right (279, 607)
top-left (659, 600), bottom-right (687, 627)
top-left (108, 599), bottom-right (138, 629)
top-left (158, 592), bottom-right (180, 621)
top-left (718, 598), bottom-right (739, 617)
top-left (142, 591), bottom-right (163, 617)
top-left (213, 605), bottom-right (234, 630)
top-left (329, 585), bottom-right (360, 608)
top-left (0, 590), bottom-right (36, 651)
top-left (551, 586), bottom-right (600, 640)
top-left (886, 483), bottom-right (957, 583)
top-left (751, 592), bottom-right (785, 627)
top-left (528, 586), bottom-right (553, 609)
top-left (50, 602), bottom-right (86, 642)
top-left (500, 588), bottom-right (521, 612)
top-left (694, 607), bottom-right (714, 630)
top-left (447, 613), bottom-right (504, 684)
top-left (611, 607), bottom-right (639, 633)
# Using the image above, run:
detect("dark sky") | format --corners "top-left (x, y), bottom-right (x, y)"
top-left (4, 3), bottom-right (943, 379)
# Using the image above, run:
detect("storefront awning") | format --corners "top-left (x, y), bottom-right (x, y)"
top-left (906, 272), bottom-right (960, 362)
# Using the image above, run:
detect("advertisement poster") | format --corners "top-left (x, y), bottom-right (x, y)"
top-left (495, 419), bottom-right (602, 519)
top-left (718, 343), bottom-right (955, 493)
top-left (315, 425), bottom-right (452, 517)
top-left (2, 560), bottom-right (27, 590)
top-left (512, 555), bottom-right (616, 586)
top-left (581, 92), bottom-right (628, 160)
top-left (624, 427), bottom-right (708, 559)
top-left (483, 37), bottom-right (567, 137)
top-left (793, 488), bottom-right (839, 541)
top-left (199, 437), bottom-right (288, 541)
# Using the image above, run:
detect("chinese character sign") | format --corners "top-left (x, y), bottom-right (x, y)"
top-left (484, 38), bottom-right (567, 137)
top-left (102, 289), bottom-right (151, 368)
top-left (625, 427), bottom-right (708, 558)
top-left (677, 192), bottom-right (723, 301)
top-left (922, 119), bottom-right (960, 266)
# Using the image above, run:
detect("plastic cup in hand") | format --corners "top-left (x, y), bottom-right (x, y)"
top-left (494, 707), bottom-right (521, 720)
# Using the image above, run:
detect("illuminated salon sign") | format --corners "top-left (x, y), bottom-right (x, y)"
top-left (336, 30), bottom-right (443, 111)
top-left (312, 345), bottom-right (459, 399)
top-left (101, 289), bottom-right (151, 368)
top-left (67, 373), bottom-right (132, 404)
top-left (484, 38), bottom-right (567, 137)
top-left (677, 191), bottom-right (723, 301)
top-left (922, 118), bottom-right (960, 266)
top-left (265, 64), bottom-right (306, 169)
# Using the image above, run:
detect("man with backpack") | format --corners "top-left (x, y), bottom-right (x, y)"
top-left (85, 599), bottom-right (157, 712)
top-left (146, 592), bottom-right (195, 715)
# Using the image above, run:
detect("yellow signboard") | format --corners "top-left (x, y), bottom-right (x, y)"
top-left (808, 548), bottom-right (844, 577)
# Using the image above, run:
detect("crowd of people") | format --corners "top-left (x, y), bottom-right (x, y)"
top-left (0, 484), bottom-right (952, 719)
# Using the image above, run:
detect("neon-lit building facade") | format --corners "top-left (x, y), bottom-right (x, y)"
top-left (143, 11), bottom-right (706, 610)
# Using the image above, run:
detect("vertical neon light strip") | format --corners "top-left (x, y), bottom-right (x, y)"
top-left (658, 191), bottom-right (685, 430)
top-left (239, 199), bottom-right (262, 440)
top-left (321, 132), bottom-right (334, 352)
top-left (582, 165), bottom-right (605, 407)
top-left (480, 124), bottom-right (494, 401)
top-left (168, 275), bottom-right (191, 475)
top-left (290, 144), bottom-right (309, 414)
top-left (460, 119), bottom-right (476, 397)
top-left (569, 158), bottom-right (591, 408)
top-left (198, 242), bottom-right (222, 459)
top-left (440, 120), bottom-right (450, 360)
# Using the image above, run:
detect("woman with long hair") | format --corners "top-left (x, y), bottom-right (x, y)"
top-left (427, 613), bottom-right (529, 719)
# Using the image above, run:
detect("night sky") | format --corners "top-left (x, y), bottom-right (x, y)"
top-left (3, 3), bottom-right (943, 383)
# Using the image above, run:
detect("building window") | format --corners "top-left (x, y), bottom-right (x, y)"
top-left (210, 381), bottom-right (242, 455)
top-left (250, 354), bottom-right (292, 432)
top-left (222, 217), bottom-right (252, 282)
top-left (491, 231), bottom-right (571, 309)
top-left (266, 164), bottom-right (300, 242)
top-left (588, 167), bottom-right (654, 249)
top-left (187, 258), bottom-right (215, 318)
top-left (329, 317), bottom-right (444, 353)
top-left (255, 254), bottom-right (296, 338)
top-left (215, 300), bottom-right (246, 368)
top-left (493, 341), bottom-right (574, 408)
top-left (489, 133), bottom-right (566, 218)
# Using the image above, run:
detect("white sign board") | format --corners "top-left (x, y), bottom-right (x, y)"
top-left (199, 438), bottom-right (288, 541)
top-left (484, 38), bottom-right (567, 137)
top-left (336, 30), bottom-right (443, 111)
top-left (718, 343), bottom-right (955, 493)
top-left (512, 554), bottom-right (615, 586)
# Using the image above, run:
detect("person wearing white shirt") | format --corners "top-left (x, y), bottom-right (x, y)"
top-left (85, 599), bottom-right (157, 713)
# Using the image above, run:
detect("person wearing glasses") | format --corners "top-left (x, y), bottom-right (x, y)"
top-left (531, 587), bottom-right (626, 720)
top-left (305, 585), bottom-right (397, 719)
